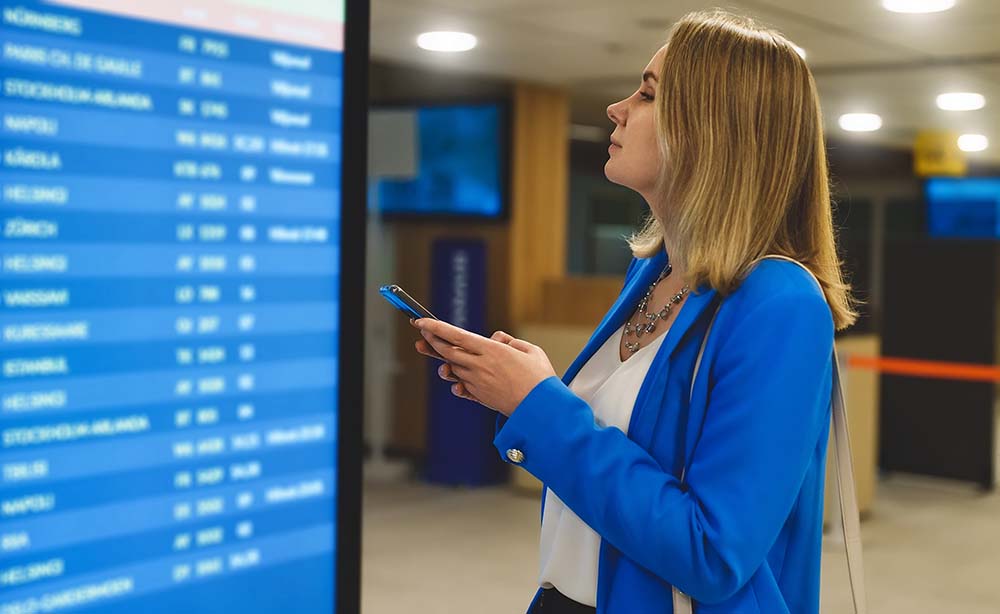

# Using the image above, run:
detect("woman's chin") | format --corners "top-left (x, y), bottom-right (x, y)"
top-left (603, 161), bottom-right (619, 182)
top-left (604, 163), bottom-right (628, 188)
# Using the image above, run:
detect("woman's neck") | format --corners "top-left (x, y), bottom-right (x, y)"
top-left (661, 237), bottom-right (688, 288)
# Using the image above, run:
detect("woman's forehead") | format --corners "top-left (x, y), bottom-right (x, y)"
top-left (644, 45), bottom-right (668, 75)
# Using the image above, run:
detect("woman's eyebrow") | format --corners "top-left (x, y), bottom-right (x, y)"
top-left (642, 71), bottom-right (658, 83)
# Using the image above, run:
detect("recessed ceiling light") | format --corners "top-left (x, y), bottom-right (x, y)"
top-left (791, 44), bottom-right (807, 60)
top-left (838, 113), bottom-right (882, 132)
top-left (936, 92), bottom-right (986, 111)
top-left (416, 31), bottom-right (477, 53)
top-left (957, 134), bottom-right (988, 152)
top-left (882, 0), bottom-right (956, 13)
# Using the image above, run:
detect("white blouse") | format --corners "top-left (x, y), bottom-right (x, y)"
top-left (538, 321), bottom-right (668, 606)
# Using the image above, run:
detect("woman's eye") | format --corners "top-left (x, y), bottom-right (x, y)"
top-left (639, 91), bottom-right (654, 102)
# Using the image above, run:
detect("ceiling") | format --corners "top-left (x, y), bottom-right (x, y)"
top-left (370, 0), bottom-right (1000, 164)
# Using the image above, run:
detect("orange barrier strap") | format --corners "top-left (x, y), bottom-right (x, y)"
top-left (847, 356), bottom-right (1000, 383)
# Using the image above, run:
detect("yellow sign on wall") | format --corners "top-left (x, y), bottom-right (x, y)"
top-left (914, 130), bottom-right (966, 177)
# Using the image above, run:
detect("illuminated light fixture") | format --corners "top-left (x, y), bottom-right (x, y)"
top-left (882, 0), bottom-right (955, 13)
top-left (936, 92), bottom-right (986, 111)
top-left (416, 31), bottom-right (477, 52)
top-left (838, 113), bottom-right (882, 132)
top-left (957, 134), bottom-right (988, 152)
top-left (791, 44), bottom-right (806, 60)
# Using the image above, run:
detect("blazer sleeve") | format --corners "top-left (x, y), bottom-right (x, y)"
top-left (492, 290), bottom-right (834, 604)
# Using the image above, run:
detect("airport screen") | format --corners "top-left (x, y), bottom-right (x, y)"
top-left (926, 176), bottom-right (1000, 239)
top-left (372, 103), bottom-right (505, 219)
top-left (1, 1), bottom-right (361, 612)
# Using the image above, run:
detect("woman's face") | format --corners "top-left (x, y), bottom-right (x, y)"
top-left (605, 45), bottom-right (667, 201)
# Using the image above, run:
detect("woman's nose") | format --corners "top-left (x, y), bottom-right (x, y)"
top-left (607, 99), bottom-right (626, 126)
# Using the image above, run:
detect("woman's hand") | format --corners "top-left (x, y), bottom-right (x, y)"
top-left (412, 320), bottom-right (493, 406)
top-left (410, 318), bottom-right (557, 417)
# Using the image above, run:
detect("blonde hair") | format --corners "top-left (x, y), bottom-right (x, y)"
top-left (626, 9), bottom-right (858, 330)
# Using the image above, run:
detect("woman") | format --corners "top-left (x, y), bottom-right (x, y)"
top-left (412, 9), bottom-right (856, 614)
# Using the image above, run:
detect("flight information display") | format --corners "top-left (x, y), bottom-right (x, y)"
top-left (926, 177), bottom-right (1000, 239)
top-left (0, 1), bottom-right (346, 612)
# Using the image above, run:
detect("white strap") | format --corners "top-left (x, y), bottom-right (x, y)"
top-left (673, 305), bottom-right (718, 614)
top-left (832, 346), bottom-right (868, 614)
top-left (672, 255), bottom-right (867, 614)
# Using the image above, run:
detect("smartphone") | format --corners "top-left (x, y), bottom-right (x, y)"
top-left (379, 284), bottom-right (439, 320)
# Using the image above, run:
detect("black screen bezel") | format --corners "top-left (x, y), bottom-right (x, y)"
top-left (336, 0), bottom-right (368, 611)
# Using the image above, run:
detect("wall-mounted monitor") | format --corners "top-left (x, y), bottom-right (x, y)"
top-left (925, 177), bottom-right (1000, 239)
top-left (369, 102), bottom-right (508, 220)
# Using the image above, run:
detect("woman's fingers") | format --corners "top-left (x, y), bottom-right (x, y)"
top-left (431, 357), bottom-right (488, 407)
top-left (451, 362), bottom-right (478, 382)
top-left (506, 337), bottom-right (535, 353)
top-left (451, 381), bottom-right (484, 404)
top-left (418, 330), bottom-right (478, 366)
top-left (441, 369), bottom-right (482, 406)
top-left (491, 330), bottom-right (534, 353)
top-left (410, 319), bottom-right (485, 405)
top-left (437, 363), bottom-right (459, 382)
top-left (413, 318), bottom-right (488, 355)
top-left (491, 330), bottom-right (515, 344)
top-left (415, 339), bottom-right (446, 361)
top-left (412, 319), bottom-right (444, 360)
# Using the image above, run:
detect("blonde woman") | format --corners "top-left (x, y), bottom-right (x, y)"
top-left (412, 9), bottom-right (856, 614)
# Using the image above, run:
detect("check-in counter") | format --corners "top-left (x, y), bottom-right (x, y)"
top-left (824, 334), bottom-right (880, 524)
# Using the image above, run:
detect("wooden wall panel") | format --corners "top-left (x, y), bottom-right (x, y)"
top-left (509, 83), bottom-right (570, 325)
top-left (540, 276), bottom-right (624, 327)
top-left (386, 82), bottom-right (570, 457)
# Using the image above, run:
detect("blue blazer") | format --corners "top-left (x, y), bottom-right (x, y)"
top-left (494, 246), bottom-right (835, 613)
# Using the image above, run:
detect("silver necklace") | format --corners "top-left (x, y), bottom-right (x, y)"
top-left (623, 264), bottom-right (690, 354)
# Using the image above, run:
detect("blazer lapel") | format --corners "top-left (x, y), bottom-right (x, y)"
top-left (553, 247), bottom-right (722, 469)
top-left (560, 247), bottom-right (721, 385)
top-left (560, 249), bottom-right (668, 385)
top-left (626, 284), bottom-right (718, 447)
top-left (655, 283), bottom-right (718, 361)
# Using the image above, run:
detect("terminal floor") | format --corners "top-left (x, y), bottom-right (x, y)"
top-left (362, 471), bottom-right (1000, 613)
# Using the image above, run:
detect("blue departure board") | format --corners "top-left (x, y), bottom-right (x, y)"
top-left (0, 1), bottom-right (354, 612)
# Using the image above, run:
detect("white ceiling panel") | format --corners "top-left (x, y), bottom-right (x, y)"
top-left (372, 0), bottom-right (1000, 163)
